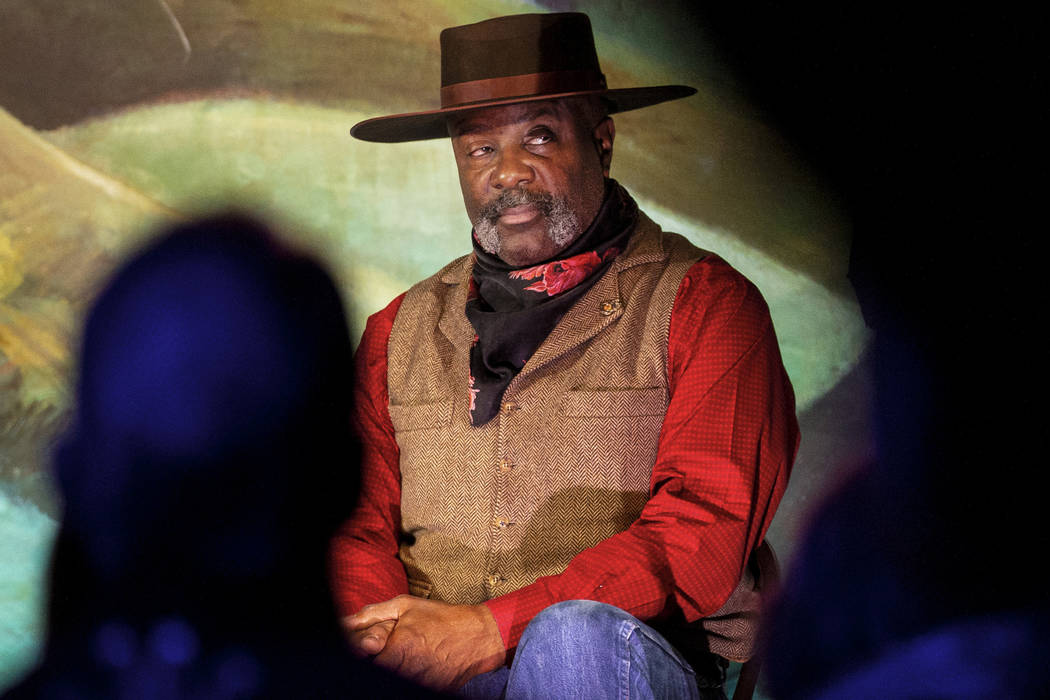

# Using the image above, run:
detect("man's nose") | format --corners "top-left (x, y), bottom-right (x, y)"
top-left (491, 148), bottom-right (533, 189)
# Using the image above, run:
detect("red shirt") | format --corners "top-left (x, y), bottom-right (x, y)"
top-left (330, 255), bottom-right (799, 650)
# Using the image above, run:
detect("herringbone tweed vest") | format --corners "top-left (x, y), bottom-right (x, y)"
top-left (387, 213), bottom-right (704, 606)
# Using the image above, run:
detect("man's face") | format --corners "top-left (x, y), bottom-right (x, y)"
top-left (449, 99), bottom-right (614, 267)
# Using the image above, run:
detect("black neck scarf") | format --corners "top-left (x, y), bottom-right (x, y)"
top-left (465, 179), bottom-right (638, 425)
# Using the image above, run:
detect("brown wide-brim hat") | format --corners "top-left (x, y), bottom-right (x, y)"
top-left (350, 12), bottom-right (697, 143)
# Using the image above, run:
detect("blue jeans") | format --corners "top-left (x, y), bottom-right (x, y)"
top-left (460, 600), bottom-right (706, 700)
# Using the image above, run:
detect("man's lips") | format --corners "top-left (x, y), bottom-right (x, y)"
top-left (498, 204), bottom-right (541, 225)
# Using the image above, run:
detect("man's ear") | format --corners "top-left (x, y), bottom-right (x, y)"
top-left (593, 117), bottom-right (615, 177)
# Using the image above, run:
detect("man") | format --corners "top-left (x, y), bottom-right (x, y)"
top-left (331, 13), bottom-right (799, 698)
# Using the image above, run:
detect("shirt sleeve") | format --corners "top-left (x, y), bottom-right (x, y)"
top-left (484, 256), bottom-right (800, 649)
top-left (329, 293), bottom-right (410, 617)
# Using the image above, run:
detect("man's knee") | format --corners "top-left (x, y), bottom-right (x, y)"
top-left (518, 600), bottom-right (631, 653)
top-left (510, 601), bottom-right (702, 699)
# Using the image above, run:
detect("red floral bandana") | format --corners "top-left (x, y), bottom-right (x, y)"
top-left (464, 180), bottom-right (637, 425)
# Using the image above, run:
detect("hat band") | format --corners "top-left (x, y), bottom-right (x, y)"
top-left (440, 69), bottom-right (607, 109)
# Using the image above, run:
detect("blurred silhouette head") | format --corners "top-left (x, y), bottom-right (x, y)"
top-left (52, 213), bottom-right (357, 627)
top-left (10, 214), bottom-right (438, 700)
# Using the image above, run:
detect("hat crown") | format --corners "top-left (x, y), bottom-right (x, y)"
top-left (350, 11), bottom-right (696, 142)
top-left (440, 13), bottom-right (602, 87)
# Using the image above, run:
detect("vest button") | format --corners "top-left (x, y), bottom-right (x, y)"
top-left (600, 298), bottom-right (623, 316)
top-left (497, 459), bottom-right (515, 473)
top-left (501, 400), bottom-right (519, 413)
top-left (486, 574), bottom-right (502, 587)
top-left (492, 518), bottom-right (514, 529)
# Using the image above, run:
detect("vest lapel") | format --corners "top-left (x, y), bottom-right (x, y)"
top-left (514, 214), bottom-right (669, 382)
top-left (437, 256), bottom-right (476, 353)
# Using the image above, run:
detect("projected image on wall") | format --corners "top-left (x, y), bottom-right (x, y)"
top-left (0, 1), bottom-right (867, 690)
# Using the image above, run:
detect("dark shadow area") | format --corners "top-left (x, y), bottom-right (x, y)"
top-left (690, 4), bottom-right (1046, 698)
top-left (3, 214), bottom-right (438, 698)
top-left (768, 346), bottom-right (876, 566)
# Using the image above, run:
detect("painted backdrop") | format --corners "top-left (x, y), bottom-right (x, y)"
top-left (0, 0), bottom-right (869, 688)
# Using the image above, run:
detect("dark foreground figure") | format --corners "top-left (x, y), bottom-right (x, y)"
top-left (686, 6), bottom-right (1048, 698)
top-left (5, 215), bottom-right (438, 698)
top-left (756, 73), bottom-right (1049, 700)
top-left (761, 241), bottom-right (1050, 698)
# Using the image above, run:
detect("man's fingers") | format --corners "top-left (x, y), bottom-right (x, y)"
top-left (358, 619), bottom-right (395, 654)
top-left (375, 640), bottom-right (448, 690)
top-left (371, 634), bottom-right (409, 672)
top-left (346, 619), bottom-right (395, 657)
top-left (343, 597), bottom-right (406, 630)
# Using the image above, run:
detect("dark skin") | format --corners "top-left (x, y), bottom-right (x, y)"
top-left (449, 98), bottom-right (615, 267)
top-left (343, 597), bottom-right (504, 690)
top-left (341, 98), bottom-right (615, 691)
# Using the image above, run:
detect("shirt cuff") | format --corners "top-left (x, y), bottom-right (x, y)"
top-left (483, 580), bottom-right (557, 651)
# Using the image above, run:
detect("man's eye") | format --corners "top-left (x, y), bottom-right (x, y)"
top-left (524, 131), bottom-right (554, 146)
top-left (468, 145), bottom-right (494, 157)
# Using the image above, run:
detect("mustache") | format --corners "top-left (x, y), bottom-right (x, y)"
top-left (476, 188), bottom-right (555, 223)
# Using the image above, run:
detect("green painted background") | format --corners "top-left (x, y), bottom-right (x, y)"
top-left (0, 0), bottom-right (868, 691)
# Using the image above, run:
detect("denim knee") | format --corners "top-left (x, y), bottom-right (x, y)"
top-left (509, 601), bottom-right (701, 699)
top-left (519, 600), bottom-right (631, 653)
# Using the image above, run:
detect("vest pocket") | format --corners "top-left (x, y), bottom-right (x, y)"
top-left (389, 400), bottom-right (453, 432)
top-left (560, 387), bottom-right (668, 417)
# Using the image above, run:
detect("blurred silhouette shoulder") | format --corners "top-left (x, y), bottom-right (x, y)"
top-left (4, 214), bottom-right (440, 698)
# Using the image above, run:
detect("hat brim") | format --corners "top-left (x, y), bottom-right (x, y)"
top-left (350, 85), bottom-right (697, 143)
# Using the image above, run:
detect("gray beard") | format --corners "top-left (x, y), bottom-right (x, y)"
top-left (472, 188), bottom-right (581, 258)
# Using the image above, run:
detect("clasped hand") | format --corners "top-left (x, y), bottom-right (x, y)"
top-left (342, 596), bottom-right (506, 691)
